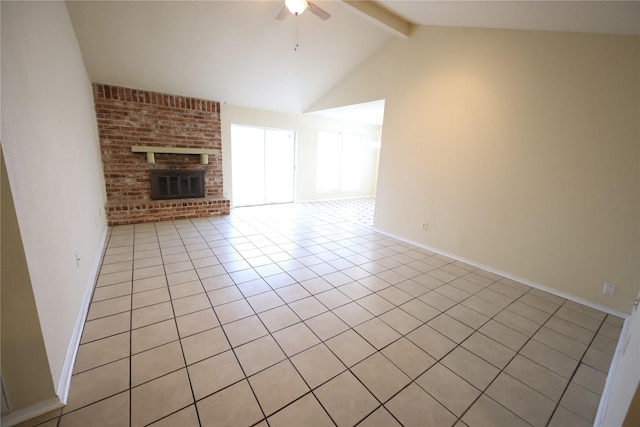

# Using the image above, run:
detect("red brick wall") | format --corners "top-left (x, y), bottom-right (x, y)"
top-left (93, 83), bottom-right (229, 225)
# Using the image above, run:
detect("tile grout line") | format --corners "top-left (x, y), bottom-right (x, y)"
top-left (195, 223), bottom-right (459, 425)
top-left (46, 201), bottom-right (623, 427)
top-left (194, 209), bottom-right (366, 425)
top-left (201, 211), bottom-right (509, 425)
top-left (391, 270), bottom-right (587, 426)
top-left (405, 272), bottom-right (527, 426)
top-left (193, 215), bottom-right (272, 426)
top-left (545, 312), bottom-right (610, 426)
top-left (152, 219), bottom-right (204, 427)
top-left (453, 289), bottom-right (566, 427)
top-left (129, 227), bottom-right (137, 427)
top-left (248, 206), bottom-right (605, 424)
top-left (197, 212), bottom-right (360, 426)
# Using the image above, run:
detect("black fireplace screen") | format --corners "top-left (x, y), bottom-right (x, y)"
top-left (150, 169), bottom-right (205, 200)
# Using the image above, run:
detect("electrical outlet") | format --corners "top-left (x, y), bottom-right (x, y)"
top-left (421, 222), bottom-right (428, 230)
top-left (603, 282), bottom-right (616, 295)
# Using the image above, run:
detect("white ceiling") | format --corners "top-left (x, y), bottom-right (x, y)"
top-left (66, 1), bottom-right (639, 123)
top-left (66, 1), bottom-right (393, 115)
top-left (380, 1), bottom-right (640, 35)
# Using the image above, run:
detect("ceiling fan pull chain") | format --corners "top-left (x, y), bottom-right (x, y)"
top-left (294, 16), bottom-right (300, 51)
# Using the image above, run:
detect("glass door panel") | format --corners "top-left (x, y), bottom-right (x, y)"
top-left (231, 125), bottom-right (265, 207)
top-left (265, 129), bottom-right (295, 204)
top-left (232, 125), bottom-right (295, 207)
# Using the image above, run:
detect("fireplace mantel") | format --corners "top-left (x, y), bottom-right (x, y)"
top-left (131, 145), bottom-right (220, 165)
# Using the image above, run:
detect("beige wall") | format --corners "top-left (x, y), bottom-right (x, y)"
top-left (1, 0), bottom-right (107, 411)
top-left (1, 148), bottom-right (56, 410)
top-left (221, 104), bottom-right (380, 205)
top-left (311, 26), bottom-right (639, 314)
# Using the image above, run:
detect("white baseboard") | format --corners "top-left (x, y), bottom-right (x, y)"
top-left (55, 225), bottom-right (108, 405)
top-left (372, 227), bottom-right (628, 319)
top-left (0, 397), bottom-right (63, 427)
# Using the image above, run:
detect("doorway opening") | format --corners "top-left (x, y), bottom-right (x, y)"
top-left (308, 99), bottom-right (384, 227)
top-left (231, 125), bottom-right (296, 207)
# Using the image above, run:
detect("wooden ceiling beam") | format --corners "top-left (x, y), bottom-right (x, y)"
top-left (337, 0), bottom-right (412, 38)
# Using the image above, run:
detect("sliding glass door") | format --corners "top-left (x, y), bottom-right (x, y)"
top-left (231, 125), bottom-right (295, 207)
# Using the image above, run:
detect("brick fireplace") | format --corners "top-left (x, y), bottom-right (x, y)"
top-left (93, 83), bottom-right (230, 225)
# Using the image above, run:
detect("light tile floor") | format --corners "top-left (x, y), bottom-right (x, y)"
top-left (21, 200), bottom-right (623, 427)
top-left (303, 197), bottom-right (375, 228)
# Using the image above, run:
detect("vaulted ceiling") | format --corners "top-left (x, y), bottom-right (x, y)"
top-left (66, 1), bottom-right (639, 118)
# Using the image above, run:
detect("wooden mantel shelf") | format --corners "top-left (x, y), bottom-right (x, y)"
top-left (131, 145), bottom-right (220, 165)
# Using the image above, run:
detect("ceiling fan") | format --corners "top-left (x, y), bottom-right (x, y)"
top-left (276, 0), bottom-right (331, 21)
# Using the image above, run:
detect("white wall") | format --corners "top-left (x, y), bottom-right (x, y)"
top-left (1, 0), bottom-right (107, 413)
top-left (597, 292), bottom-right (640, 426)
top-left (1, 147), bottom-right (56, 413)
top-left (221, 104), bottom-right (380, 205)
top-left (310, 25), bottom-right (639, 314)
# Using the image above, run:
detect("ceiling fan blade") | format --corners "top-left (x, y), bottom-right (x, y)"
top-left (275, 5), bottom-right (289, 20)
top-left (308, 1), bottom-right (331, 20)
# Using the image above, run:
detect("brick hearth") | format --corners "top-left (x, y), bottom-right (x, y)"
top-left (93, 83), bottom-right (229, 225)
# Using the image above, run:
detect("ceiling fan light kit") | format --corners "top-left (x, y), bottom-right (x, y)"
top-left (285, 0), bottom-right (309, 16)
top-left (277, 0), bottom-right (331, 20)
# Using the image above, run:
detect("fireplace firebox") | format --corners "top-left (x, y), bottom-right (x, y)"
top-left (150, 170), bottom-right (205, 200)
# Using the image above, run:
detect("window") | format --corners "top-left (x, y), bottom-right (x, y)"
top-left (316, 131), bottom-right (364, 194)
